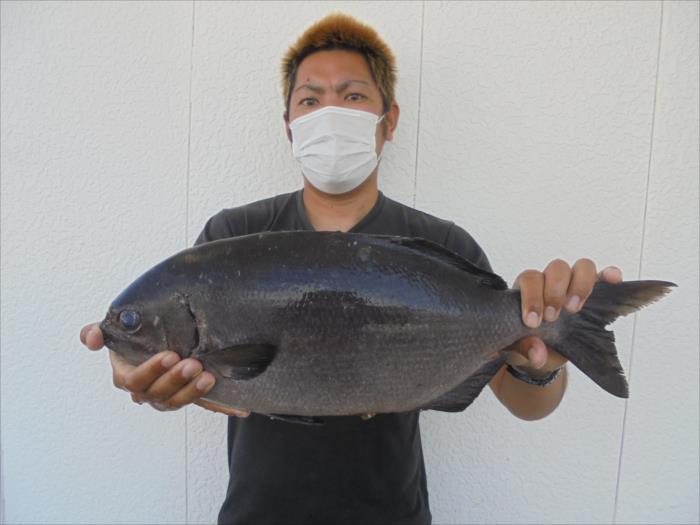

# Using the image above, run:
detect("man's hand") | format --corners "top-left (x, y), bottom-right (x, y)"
top-left (79, 323), bottom-right (250, 417)
top-left (488, 260), bottom-right (623, 420)
top-left (506, 260), bottom-right (624, 372)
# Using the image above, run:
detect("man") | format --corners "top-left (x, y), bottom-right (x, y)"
top-left (81, 13), bottom-right (622, 524)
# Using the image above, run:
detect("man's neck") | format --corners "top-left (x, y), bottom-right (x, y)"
top-left (302, 173), bottom-right (379, 232)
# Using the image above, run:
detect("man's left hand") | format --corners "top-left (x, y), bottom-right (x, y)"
top-left (505, 259), bottom-right (624, 374)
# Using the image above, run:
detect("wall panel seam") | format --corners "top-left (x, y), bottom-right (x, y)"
top-left (412, 0), bottom-right (426, 207)
top-left (185, 1), bottom-right (196, 522)
top-left (612, 1), bottom-right (665, 522)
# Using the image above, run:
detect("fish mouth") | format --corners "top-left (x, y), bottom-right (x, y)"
top-left (100, 318), bottom-right (115, 346)
top-left (99, 317), bottom-right (128, 355)
top-left (99, 316), bottom-right (149, 366)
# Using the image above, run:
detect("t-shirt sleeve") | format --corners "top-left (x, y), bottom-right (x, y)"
top-left (443, 223), bottom-right (493, 273)
top-left (194, 210), bottom-right (236, 246)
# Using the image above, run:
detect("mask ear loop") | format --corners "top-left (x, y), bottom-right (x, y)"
top-left (376, 114), bottom-right (387, 162)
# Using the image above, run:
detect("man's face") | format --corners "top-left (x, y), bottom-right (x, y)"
top-left (285, 49), bottom-right (398, 156)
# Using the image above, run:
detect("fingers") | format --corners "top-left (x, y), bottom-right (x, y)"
top-left (599, 265), bottom-right (623, 283)
top-left (503, 336), bottom-right (567, 372)
top-left (195, 399), bottom-right (250, 418)
top-left (112, 351), bottom-right (177, 392)
top-left (504, 336), bottom-right (548, 369)
top-left (80, 323), bottom-right (104, 350)
top-left (564, 258), bottom-right (597, 313)
top-left (107, 349), bottom-right (233, 413)
top-left (123, 353), bottom-right (204, 402)
top-left (133, 358), bottom-right (203, 401)
top-left (519, 260), bottom-right (574, 326)
top-left (139, 365), bottom-right (213, 410)
top-left (116, 352), bottom-right (224, 412)
top-left (517, 258), bottom-right (616, 324)
top-left (110, 350), bottom-right (137, 390)
top-left (515, 270), bottom-right (544, 328)
top-left (160, 372), bottom-right (217, 410)
top-left (79, 324), bottom-right (90, 344)
top-left (510, 258), bottom-right (622, 375)
top-left (543, 259), bottom-right (571, 322)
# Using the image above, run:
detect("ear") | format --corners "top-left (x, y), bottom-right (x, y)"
top-left (283, 112), bottom-right (292, 143)
top-left (383, 102), bottom-right (400, 141)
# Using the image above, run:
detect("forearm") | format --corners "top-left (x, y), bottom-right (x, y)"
top-left (489, 364), bottom-right (567, 421)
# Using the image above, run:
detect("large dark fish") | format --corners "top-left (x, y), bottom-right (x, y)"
top-left (100, 231), bottom-right (674, 419)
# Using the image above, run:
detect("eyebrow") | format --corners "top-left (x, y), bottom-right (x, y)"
top-left (294, 79), bottom-right (370, 95)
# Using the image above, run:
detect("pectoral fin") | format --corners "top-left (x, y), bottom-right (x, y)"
top-left (421, 356), bottom-right (506, 412)
top-left (203, 343), bottom-right (277, 380)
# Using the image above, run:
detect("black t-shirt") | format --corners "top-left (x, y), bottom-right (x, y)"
top-left (195, 190), bottom-right (491, 525)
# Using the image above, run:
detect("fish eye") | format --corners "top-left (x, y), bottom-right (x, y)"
top-left (119, 309), bottom-right (141, 332)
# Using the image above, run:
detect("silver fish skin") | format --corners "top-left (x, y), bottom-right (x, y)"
top-left (100, 231), bottom-right (675, 417)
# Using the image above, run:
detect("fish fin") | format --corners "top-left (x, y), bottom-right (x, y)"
top-left (420, 356), bottom-right (506, 412)
top-left (203, 343), bottom-right (277, 380)
top-left (577, 280), bottom-right (676, 324)
top-left (265, 414), bottom-right (325, 426)
top-left (551, 280), bottom-right (676, 398)
top-left (379, 236), bottom-right (507, 290)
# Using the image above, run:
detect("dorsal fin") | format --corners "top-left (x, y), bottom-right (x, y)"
top-left (372, 235), bottom-right (508, 290)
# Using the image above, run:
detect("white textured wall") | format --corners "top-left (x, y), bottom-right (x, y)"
top-left (1, 1), bottom-right (697, 524)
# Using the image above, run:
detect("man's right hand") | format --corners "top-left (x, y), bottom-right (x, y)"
top-left (79, 323), bottom-right (250, 417)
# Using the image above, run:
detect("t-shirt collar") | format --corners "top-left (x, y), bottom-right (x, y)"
top-left (295, 189), bottom-right (386, 233)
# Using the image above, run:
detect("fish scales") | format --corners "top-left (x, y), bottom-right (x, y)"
top-left (101, 231), bottom-right (675, 418)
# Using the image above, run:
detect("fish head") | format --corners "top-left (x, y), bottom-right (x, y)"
top-left (100, 274), bottom-right (200, 365)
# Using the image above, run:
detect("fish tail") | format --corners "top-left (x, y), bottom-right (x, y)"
top-left (552, 280), bottom-right (676, 398)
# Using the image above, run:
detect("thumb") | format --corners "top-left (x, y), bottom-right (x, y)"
top-left (500, 336), bottom-right (548, 369)
top-left (80, 323), bottom-right (104, 350)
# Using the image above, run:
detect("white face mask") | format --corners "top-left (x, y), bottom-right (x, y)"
top-left (289, 106), bottom-right (385, 195)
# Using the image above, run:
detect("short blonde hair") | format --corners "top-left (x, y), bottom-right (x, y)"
top-left (281, 12), bottom-right (397, 115)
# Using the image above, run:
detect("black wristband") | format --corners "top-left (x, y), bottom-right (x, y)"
top-left (505, 364), bottom-right (561, 387)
